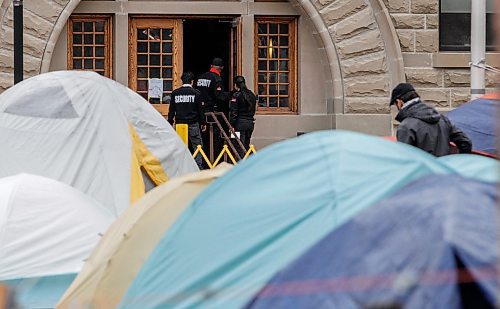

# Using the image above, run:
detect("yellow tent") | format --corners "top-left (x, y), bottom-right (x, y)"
top-left (57, 164), bottom-right (231, 309)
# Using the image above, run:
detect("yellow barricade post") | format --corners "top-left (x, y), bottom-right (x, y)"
top-left (193, 145), bottom-right (213, 169)
top-left (175, 124), bottom-right (189, 146)
top-left (192, 144), bottom-right (258, 169)
top-left (243, 145), bottom-right (257, 160)
top-left (213, 145), bottom-right (237, 166)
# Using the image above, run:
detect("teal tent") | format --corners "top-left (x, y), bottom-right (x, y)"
top-left (119, 131), bottom-right (456, 309)
top-left (438, 154), bottom-right (499, 183)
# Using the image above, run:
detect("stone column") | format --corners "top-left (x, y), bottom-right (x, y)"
top-left (114, 12), bottom-right (129, 86)
top-left (240, 14), bottom-right (255, 91)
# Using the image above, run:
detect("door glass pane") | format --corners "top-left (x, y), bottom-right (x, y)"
top-left (258, 23), bottom-right (267, 34)
top-left (73, 22), bottom-right (82, 32)
top-left (138, 67), bottom-right (148, 78)
top-left (84, 22), bottom-right (93, 32)
top-left (95, 46), bottom-right (105, 57)
top-left (95, 21), bottom-right (105, 32)
top-left (84, 59), bottom-right (93, 69)
top-left (84, 46), bottom-right (93, 57)
top-left (138, 28), bottom-right (148, 40)
top-left (149, 67), bottom-right (160, 78)
top-left (95, 34), bottom-right (104, 45)
top-left (164, 80), bottom-right (173, 92)
top-left (73, 34), bottom-right (82, 44)
top-left (73, 59), bottom-right (82, 69)
top-left (95, 59), bottom-right (104, 70)
top-left (84, 34), bottom-right (93, 44)
top-left (150, 29), bottom-right (161, 40)
top-left (150, 55), bottom-right (160, 66)
top-left (137, 80), bottom-right (147, 91)
top-left (73, 46), bottom-right (82, 57)
top-left (162, 68), bottom-right (173, 79)
top-left (150, 42), bottom-right (160, 53)
top-left (138, 54), bottom-right (148, 65)
top-left (137, 42), bottom-right (148, 53)
top-left (162, 55), bottom-right (173, 66)
top-left (162, 42), bottom-right (173, 53)
top-left (162, 29), bottom-right (173, 40)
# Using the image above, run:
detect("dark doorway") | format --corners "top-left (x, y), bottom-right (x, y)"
top-left (183, 19), bottom-right (232, 90)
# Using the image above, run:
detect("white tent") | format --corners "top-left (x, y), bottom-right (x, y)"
top-left (0, 174), bottom-right (113, 281)
top-left (0, 71), bottom-right (198, 215)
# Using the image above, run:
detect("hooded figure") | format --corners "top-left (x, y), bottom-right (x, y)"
top-left (390, 83), bottom-right (472, 156)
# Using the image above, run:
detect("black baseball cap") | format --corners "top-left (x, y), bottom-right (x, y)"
top-left (390, 83), bottom-right (415, 105)
top-left (211, 58), bottom-right (224, 67)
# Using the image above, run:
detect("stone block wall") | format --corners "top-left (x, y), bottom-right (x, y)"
top-left (0, 0), bottom-right (69, 91)
top-left (312, 0), bottom-right (392, 114)
top-left (383, 0), bottom-right (497, 109)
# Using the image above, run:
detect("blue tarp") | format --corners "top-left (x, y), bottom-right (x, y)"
top-left (248, 175), bottom-right (499, 309)
top-left (120, 131), bottom-right (455, 309)
top-left (3, 274), bottom-right (76, 308)
top-left (446, 98), bottom-right (498, 155)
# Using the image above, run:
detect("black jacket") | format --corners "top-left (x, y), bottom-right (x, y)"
top-left (396, 99), bottom-right (472, 157)
top-left (230, 90), bottom-right (257, 131)
top-left (196, 71), bottom-right (230, 115)
top-left (167, 85), bottom-right (204, 125)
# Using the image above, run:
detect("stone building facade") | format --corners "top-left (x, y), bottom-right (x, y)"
top-left (0, 0), bottom-right (496, 148)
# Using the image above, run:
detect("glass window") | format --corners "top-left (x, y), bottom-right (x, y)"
top-left (255, 17), bottom-right (297, 113)
top-left (440, 0), bottom-right (497, 51)
top-left (68, 15), bottom-right (112, 77)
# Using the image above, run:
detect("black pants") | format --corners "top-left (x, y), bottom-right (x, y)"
top-left (235, 121), bottom-right (254, 158)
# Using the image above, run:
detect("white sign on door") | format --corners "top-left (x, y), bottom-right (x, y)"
top-left (148, 78), bottom-right (163, 100)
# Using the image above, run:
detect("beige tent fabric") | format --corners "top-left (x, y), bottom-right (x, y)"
top-left (57, 164), bottom-right (232, 309)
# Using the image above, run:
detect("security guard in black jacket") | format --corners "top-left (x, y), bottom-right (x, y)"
top-left (230, 75), bottom-right (257, 158)
top-left (196, 58), bottom-right (231, 159)
top-left (196, 57), bottom-right (230, 115)
top-left (168, 72), bottom-right (205, 169)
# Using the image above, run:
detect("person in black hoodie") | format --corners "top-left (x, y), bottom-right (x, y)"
top-left (168, 72), bottom-right (205, 168)
top-left (230, 75), bottom-right (257, 158)
top-left (390, 83), bottom-right (472, 157)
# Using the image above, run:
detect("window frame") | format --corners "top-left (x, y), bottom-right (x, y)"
top-left (254, 16), bottom-right (298, 114)
top-left (439, 0), bottom-right (497, 52)
top-left (67, 15), bottom-right (113, 78)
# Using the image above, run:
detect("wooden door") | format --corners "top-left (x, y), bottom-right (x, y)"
top-left (129, 18), bottom-right (183, 115)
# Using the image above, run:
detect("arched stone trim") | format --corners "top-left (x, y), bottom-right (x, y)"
top-left (291, 0), bottom-right (344, 114)
top-left (40, 0), bottom-right (81, 73)
top-left (312, 0), bottom-right (396, 114)
top-left (0, 0), bottom-right (71, 90)
top-left (368, 0), bottom-right (405, 87)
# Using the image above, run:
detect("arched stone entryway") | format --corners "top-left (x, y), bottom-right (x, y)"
top-left (0, 0), bottom-right (403, 116)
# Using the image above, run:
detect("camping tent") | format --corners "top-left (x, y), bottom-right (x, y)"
top-left (0, 71), bottom-right (198, 216)
top-left (57, 165), bottom-right (231, 309)
top-left (118, 130), bottom-right (457, 309)
top-left (0, 174), bottom-right (113, 308)
top-left (438, 154), bottom-right (499, 182)
top-left (446, 96), bottom-right (498, 156)
top-left (249, 175), bottom-right (499, 308)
